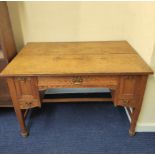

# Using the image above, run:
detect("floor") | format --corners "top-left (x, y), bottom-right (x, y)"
top-left (0, 102), bottom-right (155, 153)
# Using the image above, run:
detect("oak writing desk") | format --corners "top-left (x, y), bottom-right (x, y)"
top-left (0, 41), bottom-right (153, 137)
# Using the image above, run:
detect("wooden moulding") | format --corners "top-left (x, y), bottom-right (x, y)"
top-left (42, 97), bottom-right (113, 103)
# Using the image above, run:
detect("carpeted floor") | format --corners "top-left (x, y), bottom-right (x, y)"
top-left (0, 102), bottom-right (155, 153)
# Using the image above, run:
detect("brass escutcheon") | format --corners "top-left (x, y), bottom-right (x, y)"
top-left (122, 99), bottom-right (129, 105)
top-left (72, 76), bottom-right (83, 85)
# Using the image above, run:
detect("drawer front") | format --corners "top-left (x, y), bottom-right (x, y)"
top-left (38, 76), bottom-right (119, 90)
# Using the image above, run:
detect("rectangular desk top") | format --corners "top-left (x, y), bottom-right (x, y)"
top-left (0, 41), bottom-right (153, 77)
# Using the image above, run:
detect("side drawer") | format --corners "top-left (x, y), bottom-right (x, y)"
top-left (38, 75), bottom-right (119, 89)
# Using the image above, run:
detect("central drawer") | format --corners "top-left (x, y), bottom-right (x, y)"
top-left (38, 75), bottom-right (119, 90)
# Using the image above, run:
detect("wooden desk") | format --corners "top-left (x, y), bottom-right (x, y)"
top-left (0, 41), bottom-right (153, 137)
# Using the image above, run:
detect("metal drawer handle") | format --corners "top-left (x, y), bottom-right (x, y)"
top-left (72, 77), bottom-right (83, 85)
top-left (122, 99), bottom-right (129, 104)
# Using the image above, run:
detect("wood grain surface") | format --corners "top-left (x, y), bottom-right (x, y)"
top-left (0, 41), bottom-right (153, 76)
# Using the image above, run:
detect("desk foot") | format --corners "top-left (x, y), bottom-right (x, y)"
top-left (129, 129), bottom-right (136, 136)
top-left (20, 129), bottom-right (29, 138)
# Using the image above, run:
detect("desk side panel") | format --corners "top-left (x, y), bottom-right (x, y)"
top-left (114, 75), bottom-right (148, 108)
top-left (7, 77), bottom-right (41, 109)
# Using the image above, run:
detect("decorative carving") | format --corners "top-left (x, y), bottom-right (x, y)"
top-left (72, 76), bottom-right (83, 85)
top-left (14, 77), bottom-right (41, 109)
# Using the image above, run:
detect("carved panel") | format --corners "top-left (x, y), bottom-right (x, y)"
top-left (14, 77), bottom-right (41, 109)
top-left (114, 76), bottom-right (138, 107)
top-left (119, 76), bottom-right (137, 99)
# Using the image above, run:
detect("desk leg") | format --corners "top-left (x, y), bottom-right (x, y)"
top-left (129, 107), bottom-right (140, 136)
top-left (7, 78), bottom-right (28, 137)
top-left (14, 107), bottom-right (28, 137)
top-left (129, 75), bottom-right (148, 136)
top-left (7, 77), bottom-right (41, 137)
